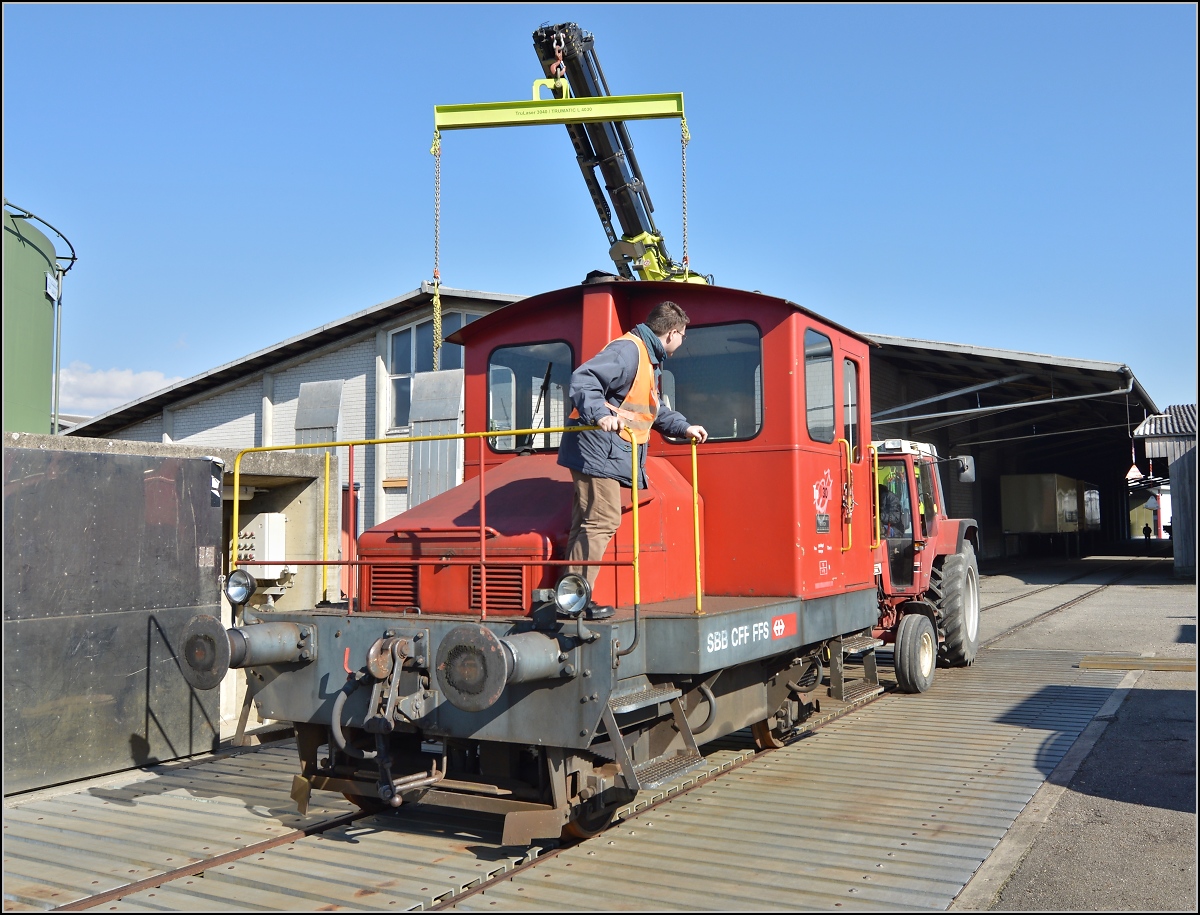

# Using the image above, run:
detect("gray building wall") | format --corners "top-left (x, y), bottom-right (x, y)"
top-left (95, 298), bottom-right (508, 560)
top-left (1169, 447), bottom-right (1195, 579)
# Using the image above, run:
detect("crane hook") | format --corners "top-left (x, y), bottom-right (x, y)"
top-left (550, 32), bottom-right (566, 79)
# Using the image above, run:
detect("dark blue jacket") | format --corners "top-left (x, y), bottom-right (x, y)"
top-left (557, 324), bottom-right (692, 488)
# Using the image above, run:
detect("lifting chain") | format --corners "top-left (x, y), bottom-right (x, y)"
top-left (681, 115), bottom-right (691, 278)
top-left (430, 129), bottom-right (443, 370)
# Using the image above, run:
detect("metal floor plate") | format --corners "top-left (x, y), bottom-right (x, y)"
top-left (2, 650), bottom-right (1125, 912)
top-left (2, 745), bottom-right (354, 912)
top-left (2, 735), bottom-right (754, 912)
top-left (447, 649), bottom-right (1126, 912)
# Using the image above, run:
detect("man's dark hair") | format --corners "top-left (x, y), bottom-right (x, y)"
top-left (645, 301), bottom-right (690, 336)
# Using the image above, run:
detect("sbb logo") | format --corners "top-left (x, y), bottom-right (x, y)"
top-left (771, 613), bottom-right (797, 639)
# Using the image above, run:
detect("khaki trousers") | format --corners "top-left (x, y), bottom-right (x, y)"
top-left (567, 471), bottom-right (622, 586)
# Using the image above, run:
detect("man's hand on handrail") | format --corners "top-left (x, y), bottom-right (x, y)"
top-left (598, 415), bottom-right (625, 433)
top-left (685, 425), bottom-right (708, 444)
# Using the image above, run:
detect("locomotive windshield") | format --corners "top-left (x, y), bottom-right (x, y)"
top-left (662, 322), bottom-right (763, 441)
top-left (488, 341), bottom-right (573, 452)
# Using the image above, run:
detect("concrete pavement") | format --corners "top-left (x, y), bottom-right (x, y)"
top-left (952, 556), bottom-right (1197, 912)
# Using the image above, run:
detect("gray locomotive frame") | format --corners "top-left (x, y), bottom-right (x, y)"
top-left (192, 584), bottom-right (876, 842)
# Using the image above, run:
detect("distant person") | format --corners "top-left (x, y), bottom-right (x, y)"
top-left (1143, 522), bottom-right (1152, 541)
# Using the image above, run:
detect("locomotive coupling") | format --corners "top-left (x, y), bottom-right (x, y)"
top-left (180, 614), bottom-right (316, 690)
top-left (435, 625), bottom-right (576, 712)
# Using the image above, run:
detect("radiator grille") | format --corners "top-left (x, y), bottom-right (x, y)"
top-left (369, 565), bottom-right (418, 609)
top-left (470, 565), bottom-right (526, 613)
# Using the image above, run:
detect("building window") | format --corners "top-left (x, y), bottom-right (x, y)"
top-left (389, 312), bottom-right (477, 430)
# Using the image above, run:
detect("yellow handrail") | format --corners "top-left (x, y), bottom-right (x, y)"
top-left (323, 451), bottom-right (330, 600)
top-left (229, 426), bottom-right (704, 614)
top-left (869, 445), bottom-right (881, 550)
top-left (691, 440), bottom-right (702, 614)
top-left (631, 440), bottom-right (639, 607)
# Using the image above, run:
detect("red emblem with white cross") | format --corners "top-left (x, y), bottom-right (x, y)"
top-left (771, 613), bottom-right (797, 639)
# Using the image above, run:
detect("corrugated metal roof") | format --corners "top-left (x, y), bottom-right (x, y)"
top-left (1134, 403), bottom-right (1198, 438)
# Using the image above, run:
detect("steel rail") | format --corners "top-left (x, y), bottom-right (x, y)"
top-left (979, 558), bottom-right (1126, 611)
top-left (51, 812), bottom-right (363, 912)
top-left (979, 562), bottom-right (1148, 649)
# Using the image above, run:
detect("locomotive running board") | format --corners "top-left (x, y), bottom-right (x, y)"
top-left (829, 632), bottom-right (884, 702)
top-left (600, 695), bottom-right (704, 792)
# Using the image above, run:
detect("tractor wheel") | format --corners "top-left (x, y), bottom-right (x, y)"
top-left (894, 613), bottom-right (937, 694)
top-left (342, 791), bottom-right (389, 814)
top-left (935, 540), bottom-right (980, 667)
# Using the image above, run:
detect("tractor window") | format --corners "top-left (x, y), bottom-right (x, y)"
top-left (664, 322), bottom-right (762, 441)
top-left (915, 461), bottom-right (938, 537)
top-left (488, 342), bottom-right (573, 453)
top-left (878, 462), bottom-right (914, 588)
top-left (843, 358), bottom-right (861, 460)
top-left (804, 329), bottom-right (835, 443)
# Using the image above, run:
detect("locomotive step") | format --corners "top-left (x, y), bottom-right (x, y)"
top-left (608, 683), bottom-right (684, 715)
top-left (838, 680), bottom-right (885, 704)
top-left (837, 634), bottom-right (885, 656)
top-left (632, 749), bottom-right (705, 790)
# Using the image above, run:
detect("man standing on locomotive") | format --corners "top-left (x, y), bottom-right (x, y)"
top-left (557, 300), bottom-right (708, 619)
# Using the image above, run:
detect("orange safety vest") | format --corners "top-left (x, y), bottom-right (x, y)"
top-left (571, 332), bottom-right (660, 445)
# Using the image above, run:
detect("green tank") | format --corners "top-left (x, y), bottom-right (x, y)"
top-left (3, 211), bottom-right (57, 433)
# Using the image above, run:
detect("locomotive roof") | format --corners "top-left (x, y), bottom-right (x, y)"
top-left (445, 279), bottom-right (876, 348)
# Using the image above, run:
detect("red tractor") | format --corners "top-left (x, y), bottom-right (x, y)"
top-left (870, 439), bottom-right (980, 693)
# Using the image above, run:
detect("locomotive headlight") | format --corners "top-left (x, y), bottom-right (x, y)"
top-left (224, 568), bottom-right (258, 606)
top-left (554, 574), bottom-right (591, 618)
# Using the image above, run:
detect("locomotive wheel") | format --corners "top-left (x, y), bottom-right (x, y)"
top-left (562, 803), bottom-right (618, 840)
top-left (935, 540), bottom-right (980, 667)
top-left (751, 718), bottom-right (789, 751)
top-left (342, 791), bottom-right (389, 814)
top-left (894, 613), bottom-right (937, 693)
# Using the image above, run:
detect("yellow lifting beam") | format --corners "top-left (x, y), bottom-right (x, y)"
top-left (434, 80), bottom-right (685, 131)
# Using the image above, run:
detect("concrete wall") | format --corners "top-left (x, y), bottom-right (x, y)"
top-left (6, 432), bottom-right (328, 743)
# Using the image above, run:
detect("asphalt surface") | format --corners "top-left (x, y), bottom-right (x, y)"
top-left (952, 555), bottom-right (1197, 912)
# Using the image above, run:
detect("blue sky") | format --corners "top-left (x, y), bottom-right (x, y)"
top-left (4, 4), bottom-right (1196, 415)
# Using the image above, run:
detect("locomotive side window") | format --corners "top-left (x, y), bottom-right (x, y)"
top-left (843, 357), bottom-right (861, 460)
top-left (488, 342), bottom-right (573, 453)
top-left (805, 329), bottom-right (835, 443)
top-left (664, 322), bottom-right (762, 441)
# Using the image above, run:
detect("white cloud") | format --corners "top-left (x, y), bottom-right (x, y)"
top-left (56, 361), bottom-right (184, 416)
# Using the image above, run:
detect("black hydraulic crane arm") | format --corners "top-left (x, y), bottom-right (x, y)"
top-left (532, 22), bottom-right (701, 283)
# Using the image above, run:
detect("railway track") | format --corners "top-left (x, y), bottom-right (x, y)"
top-left (2, 560), bottom-right (1159, 913)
